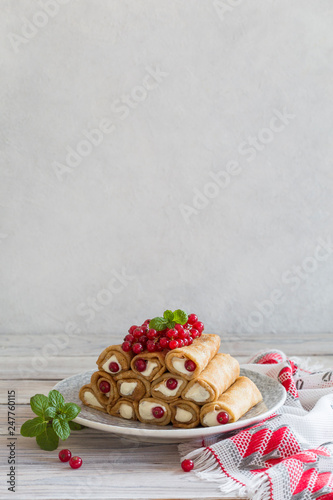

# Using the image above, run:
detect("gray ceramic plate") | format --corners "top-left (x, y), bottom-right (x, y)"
top-left (53, 368), bottom-right (286, 443)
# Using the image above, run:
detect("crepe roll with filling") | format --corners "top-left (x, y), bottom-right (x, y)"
top-left (200, 376), bottom-right (263, 427)
top-left (137, 397), bottom-right (171, 426)
top-left (165, 333), bottom-right (220, 380)
top-left (90, 370), bottom-right (119, 406)
top-left (131, 352), bottom-right (166, 381)
top-left (79, 383), bottom-right (107, 413)
top-left (182, 353), bottom-right (240, 405)
top-left (107, 398), bottom-right (138, 421)
top-left (170, 400), bottom-right (200, 429)
top-left (151, 373), bottom-right (187, 402)
top-left (96, 344), bottom-right (134, 376)
top-left (114, 370), bottom-right (151, 401)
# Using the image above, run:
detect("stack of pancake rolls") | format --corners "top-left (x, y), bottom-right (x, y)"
top-left (79, 333), bottom-right (263, 428)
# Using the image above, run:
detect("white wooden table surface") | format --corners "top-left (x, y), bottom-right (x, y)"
top-left (1, 333), bottom-right (332, 500)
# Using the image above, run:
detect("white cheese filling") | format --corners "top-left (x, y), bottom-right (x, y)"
top-left (139, 401), bottom-right (166, 420)
top-left (84, 391), bottom-right (103, 408)
top-left (185, 383), bottom-right (210, 403)
top-left (172, 357), bottom-right (193, 375)
top-left (102, 354), bottom-right (121, 374)
top-left (203, 410), bottom-right (228, 427)
top-left (119, 404), bottom-right (133, 420)
top-left (120, 381), bottom-right (137, 396)
top-left (155, 380), bottom-right (179, 397)
top-left (175, 407), bottom-right (192, 423)
top-left (140, 360), bottom-right (158, 377)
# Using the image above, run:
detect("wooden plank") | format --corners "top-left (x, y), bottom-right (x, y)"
top-left (2, 332), bottom-right (333, 356)
top-left (0, 434), bottom-right (237, 499)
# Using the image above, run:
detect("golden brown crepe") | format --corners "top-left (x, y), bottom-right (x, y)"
top-left (136, 397), bottom-right (171, 426)
top-left (107, 398), bottom-right (138, 421)
top-left (90, 370), bottom-right (119, 406)
top-left (96, 344), bottom-right (134, 375)
top-left (170, 400), bottom-right (200, 428)
top-left (78, 383), bottom-right (107, 413)
top-left (131, 352), bottom-right (166, 381)
top-left (165, 333), bottom-right (220, 380)
top-left (151, 373), bottom-right (188, 402)
top-left (200, 376), bottom-right (263, 426)
top-left (114, 370), bottom-right (151, 401)
top-left (182, 353), bottom-right (240, 405)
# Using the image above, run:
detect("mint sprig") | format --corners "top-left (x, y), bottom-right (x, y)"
top-left (149, 309), bottom-right (188, 331)
top-left (20, 390), bottom-right (83, 451)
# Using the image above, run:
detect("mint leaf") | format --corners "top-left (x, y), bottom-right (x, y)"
top-left (48, 390), bottom-right (65, 410)
top-left (166, 320), bottom-right (176, 329)
top-left (30, 394), bottom-right (49, 418)
top-left (20, 417), bottom-right (47, 437)
top-left (44, 407), bottom-right (57, 419)
top-left (69, 421), bottom-right (84, 431)
top-left (163, 310), bottom-right (174, 321)
top-left (52, 418), bottom-right (71, 441)
top-left (63, 403), bottom-right (81, 421)
top-left (173, 309), bottom-right (188, 325)
top-left (36, 426), bottom-right (59, 451)
top-left (149, 317), bottom-right (167, 331)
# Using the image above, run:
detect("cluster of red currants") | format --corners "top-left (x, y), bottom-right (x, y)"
top-left (121, 314), bottom-right (204, 354)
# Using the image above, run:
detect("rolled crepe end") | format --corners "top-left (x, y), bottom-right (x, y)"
top-left (79, 384), bottom-right (107, 413)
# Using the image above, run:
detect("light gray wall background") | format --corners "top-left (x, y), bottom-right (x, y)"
top-left (1, 0), bottom-right (333, 352)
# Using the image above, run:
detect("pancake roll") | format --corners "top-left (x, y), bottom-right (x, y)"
top-left (170, 400), bottom-right (200, 429)
top-left (182, 353), bottom-right (240, 405)
top-left (107, 398), bottom-right (138, 421)
top-left (90, 370), bottom-right (119, 406)
top-left (131, 352), bottom-right (166, 381)
top-left (200, 376), bottom-right (263, 427)
top-left (165, 333), bottom-right (220, 380)
top-left (79, 383), bottom-right (107, 413)
top-left (136, 397), bottom-right (171, 426)
top-left (96, 344), bottom-right (134, 376)
top-left (114, 370), bottom-right (151, 401)
top-left (151, 373), bottom-right (187, 402)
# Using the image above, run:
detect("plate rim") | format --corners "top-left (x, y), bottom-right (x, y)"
top-left (53, 367), bottom-right (286, 439)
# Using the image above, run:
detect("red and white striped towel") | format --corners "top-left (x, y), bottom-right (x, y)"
top-left (179, 350), bottom-right (333, 500)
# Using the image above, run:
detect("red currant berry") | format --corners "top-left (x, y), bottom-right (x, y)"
top-left (122, 341), bottom-right (131, 352)
top-left (168, 328), bottom-right (178, 338)
top-left (177, 339), bottom-right (184, 347)
top-left (152, 406), bottom-right (165, 418)
top-left (143, 319), bottom-right (151, 325)
top-left (135, 358), bottom-right (147, 372)
top-left (155, 343), bottom-right (163, 352)
top-left (183, 337), bottom-right (189, 346)
top-left (175, 324), bottom-right (184, 333)
top-left (166, 378), bottom-right (178, 390)
top-left (109, 361), bottom-right (120, 373)
top-left (132, 343), bottom-right (143, 354)
top-left (193, 321), bottom-right (204, 333)
top-left (139, 335), bottom-right (148, 345)
top-left (159, 337), bottom-right (169, 349)
top-left (181, 459), bottom-right (194, 472)
top-left (188, 314), bottom-right (198, 325)
top-left (190, 328), bottom-right (199, 338)
top-left (69, 456), bottom-right (82, 469)
top-left (125, 334), bottom-right (134, 343)
top-left (178, 329), bottom-right (188, 339)
top-left (169, 339), bottom-right (178, 350)
top-left (147, 329), bottom-right (157, 339)
top-left (141, 324), bottom-right (149, 333)
top-left (217, 411), bottom-right (230, 424)
top-left (167, 329), bottom-right (175, 339)
top-left (147, 340), bottom-right (156, 352)
top-left (59, 449), bottom-right (72, 462)
top-left (99, 381), bottom-right (110, 393)
top-left (187, 337), bottom-right (193, 345)
top-left (185, 359), bottom-right (196, 372)
top-left (133, 328), bottom-right (143, 339)
top-left (128, 325), bottom-right (138, 334)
